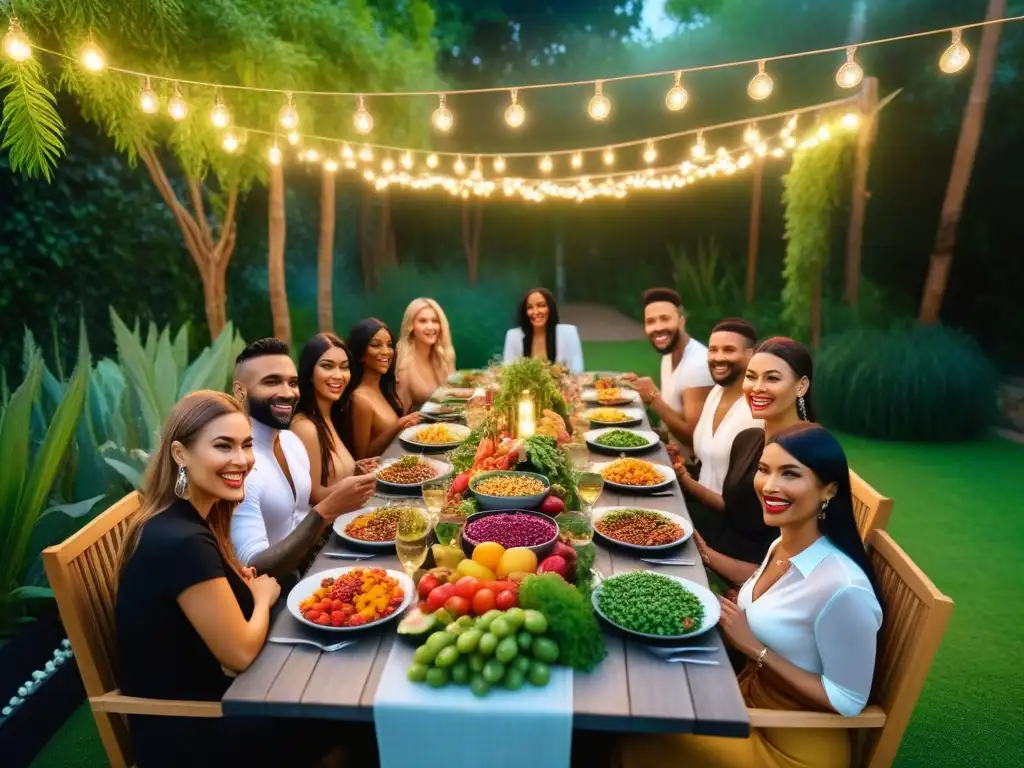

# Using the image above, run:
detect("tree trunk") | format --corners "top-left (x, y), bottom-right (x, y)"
top-left (844, 77), bottom-right (879, 305)
top-left (918, 0), bottom-right (1005, 324)
top-left (318, 168), bottom-right (336, 333)
top-left (745, 156), bottom-right (764, 303)
top-left (462, 200), bottom-right (484, 285)
top-left (136, 144), bottom-right (238, 340)
top-left (268, 162), bottom-right (291, 344)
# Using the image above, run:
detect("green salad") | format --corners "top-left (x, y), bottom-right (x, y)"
top-left (597, 571), bottom-right (705, 636)
top-left (593, 429), bottom-right (650, 449)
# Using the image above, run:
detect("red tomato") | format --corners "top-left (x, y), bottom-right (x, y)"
top-left (435, 583), bottom-right (457, 603)
top-left (495, 590), bottom-right (517, 610)
top-left (330, 611), bottom-right (345, 627)
top-left (445, 595), bottom-right (471, 617)
top-left (471, 588), bottom-right (496, 616)
top-left (316, 613), bottom-right (332, 626)
top-left (305, 610), bottom-right (323, 622)
top-left (317, 601), bottom-right (334, 614)
top-left (417, 574), bottom-right (440, 599)
top-left (331, 599), bottom-right (345, 612)
top-left (426, 587), bottom-right (449, 613)
top-left (491, 581), bottom-right (518, 594)
top-left (455, 576), bottom-right (480, 599)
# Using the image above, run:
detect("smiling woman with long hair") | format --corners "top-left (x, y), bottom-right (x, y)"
top-left (341, 317), bottom-right (422, 460)
top-left (396, 297), bottom-right (456, 411)
top-left (502, 287), bottom-right (584, 373)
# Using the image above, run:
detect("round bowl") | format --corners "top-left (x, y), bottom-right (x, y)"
top-left (287, 566), bottom-right (415, 633)
top-left (375, 456), bottom-right (452, 495)
top-left (592, 571), bottom-right (720, 641)
top-left (399, 422), bottom-right (471, 452)
top-left (591, 506), bottom-right (693, 551)
top-left (468, 470), bottom-right (551, 511)
top-left (460, 508), bottom-right (559, 560)
top-left (585, 427), bottom-right (660, 455)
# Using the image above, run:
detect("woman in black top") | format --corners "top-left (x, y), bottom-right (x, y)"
top-left (676, 338), bottom-right (815, 587)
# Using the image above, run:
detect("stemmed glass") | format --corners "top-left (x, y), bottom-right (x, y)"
top-left (394, 504), bottom-right (431, 580)
top-left (421, 476), bottom-right (450, 528)
top-left (556, 467), bottom-right (603, 547)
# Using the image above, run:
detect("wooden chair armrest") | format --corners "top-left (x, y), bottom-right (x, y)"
top-left (747, 705), bottom-right (886, 729)
top-left (90, 691), bottom-right (223, 718)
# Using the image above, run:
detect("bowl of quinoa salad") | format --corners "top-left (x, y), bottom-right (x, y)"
top-left (591, 507), bottom-right (692, 551)
top-left (374, 455), bottom-right (453, 493)
top-left (332, 506), bottom-right (411, 550)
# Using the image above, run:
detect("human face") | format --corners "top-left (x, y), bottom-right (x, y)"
top-left (314, 346), bottom-right (350, 402)
top-left (526, 292), bottom-right (550, 328)
top-left (644, 300), bottom-right (682, 355)
top-left (172, 412), bottom-right (254, 505)
top-left (413, 306), bottom-right (441, 347)
top-left (707, 331), bottom-right (753, 387)
top-left (754, 442), bottom-right (836, 527)
top-left (364, 328), bottom-right (395, 375)
top-left (235, 354), bottom-right (299, 429)
top-left (743, 352), bottom-right (808, 421)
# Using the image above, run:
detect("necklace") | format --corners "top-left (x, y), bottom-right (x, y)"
top-left (774, 545), bottom-right (789, 568)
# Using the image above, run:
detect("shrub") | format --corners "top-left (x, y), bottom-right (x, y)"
top-left (815, 323), bottom-right (999, 442)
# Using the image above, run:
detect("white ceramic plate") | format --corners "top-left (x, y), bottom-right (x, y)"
top-left (287, 566), bottom-right (415, 632)
top-left (582, 406), bottom-right (645, 428)
top-left (592, 459), bottom-right (675, 492)
top-left (581, 387), bottom-right (640, 406)
top-left (420, 400), bottom-right (465, 421)
top-left (399, 423), bottom-right (471, 450)
top-left (332, 506), bottom-right (400, 549)
top-left (375, 456), bottom-right (452, 490)
top-left (592, 572), bottom-right (721, 640)
top-left (433, 387), bottom-right (476, 402)
top-left (585, 427), bottom-right (659, 455)
top-left (591, 506), bottom-right (693, 551)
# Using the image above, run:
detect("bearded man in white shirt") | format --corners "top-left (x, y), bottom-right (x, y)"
top-left (230, 338), bottom-right (376, 580)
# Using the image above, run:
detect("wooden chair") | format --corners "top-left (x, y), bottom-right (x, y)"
top-left (850, 469), bottom-right (893, 541)
top-left (747, 529), bottom-right (954, 768)
top-left (42, 492), bottom-right (222, 768)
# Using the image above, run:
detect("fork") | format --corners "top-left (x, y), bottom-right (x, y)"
top-left (268, 638), bottom-right (355, 652)
top-left (663, 657), bottom-right (720, 666)
top-left (640, 558), bottom-right (696, 566)
top-left (645, 645), bottom-right (717, 656)
top-left (323, 552), bottom-right (375, 560)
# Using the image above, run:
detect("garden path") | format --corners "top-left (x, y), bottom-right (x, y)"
top-left (560, 303), bottom-right (644, 342)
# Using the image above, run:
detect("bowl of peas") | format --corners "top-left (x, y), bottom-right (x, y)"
top-left (584, 427), bottom-right (660, 455)
top-left (591, 570), bottom-right (720, 641)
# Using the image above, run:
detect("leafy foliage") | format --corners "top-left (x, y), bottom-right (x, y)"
top-left (492, 357), bottom-right (565, 420)
top-left (0, 58), bottom-right (65, 180)
top-left (816, 323), bottom-right (999, 442)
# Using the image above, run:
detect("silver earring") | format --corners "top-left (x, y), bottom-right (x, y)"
top-left (818, 497), bottom-right (830, 520)
top-left (797, 395), bottom-right (808, 421)
top-left (174, 465), bottom-right (189, 499)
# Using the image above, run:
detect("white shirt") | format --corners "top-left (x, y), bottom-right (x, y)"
top-left (659, 337), bottom-right (714, 415)
top-left (693, 385), bottom-right (763, 493)
top-left (738, 536), bottom-right (883, 716)
top-left (231, 419), bottom-right (313, 566)
top-left (502, 324), bottom-right (585, 374)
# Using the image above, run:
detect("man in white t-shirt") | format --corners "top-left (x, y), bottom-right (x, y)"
top-left (230, 338), bottom-right (376, 580)
top-left (625, 287), bottom-right (713, 446)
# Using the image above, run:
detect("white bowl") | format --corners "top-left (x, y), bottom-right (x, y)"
top-left (332, 506), bottom-right (400, 550)
top-left (581, 388), bottom-right (640, 406)
top-left (592, 572), bottom-right (720, 640)
top-left (374, 456), bottom-right (452, 491)
top-left (592, 459), bottom-right (675, 493)
top-left (287, 566), bottom-right (415, 632)
top-left (585, 427), bottom-right (659, 455)
top-left (399, 423), bottom-right (471, 451)
top-left (591, 506), bottom-right (693, 551)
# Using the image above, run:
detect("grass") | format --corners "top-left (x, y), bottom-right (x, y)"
top-left (27, 340), bottom-right (1024, 768)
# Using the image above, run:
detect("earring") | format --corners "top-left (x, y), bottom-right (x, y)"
top-left (174, 465), bottom-right (189, 499)
top-left (797, 395), bottom-right (808, 421)
top-left (818, 497), bottom-right (830, 520)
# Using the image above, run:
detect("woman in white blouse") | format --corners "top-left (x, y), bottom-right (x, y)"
top-left (502, 287), bottom-right (584, 374)
top-left (617, 423), bottom-right (883, 768)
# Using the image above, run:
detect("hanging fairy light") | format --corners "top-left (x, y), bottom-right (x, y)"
top-left (505, 89), bottom-right (525, 128)
top-left (401, 152), bottom-right (414, 170)
top-left (304, 148), bottom-right (320, 162)
top-left (665, 71), bottom-right (689, 111)
top-left (341, 144), bottom-right (354, 160)
top-left (268, 143), bottom-right (282, 166)
top-left (167, 84), bottom-right (188, 121)
top-left (382, 157), bottom-right (395, 173)
top-left (743, 123), bottom-right (760, 146)
top-left (79, 36), bottom-right (105, 72)
top-left (571, 153), bottom-right (583, 169)
top-left (748, 60), bottom-right (773, 100)
top-left (3, 17), bottom-right (32, 62)
top-left (836, 46), bottom-right (864, 89)
top-left (493, 156), bottom-right (507, 174)
top-left (453, 156), bottom-right (466, 175)
top-left (691, 131), bottom-right (707, 160)
top-left (353, 96), bottom-right (374, 134)
top-left (939, 28), bottom-right (970, 74)
top-left (432, 93), bottom-right (454, 132)
top-left (643, 141), bottom-right (657, 164)
top-left (602, 147), bottom-right (615, 166)
top-left (781, 113), bottom-right (798, 137)
top-left (210, 91), bottom-right (231, 129)
top-left (426, 153), bottom-right (439, 168)
top-left (139, 77), bottom-right (158, 114)
top-left (588, 81), bottom-right (611, 121)
top-left (278, 93), bottom-right (299, 131)
top-left (324, 158), bottom-right (338, 172)
top-left (841, 111), bottom-right (861, 130)
top-left (470, 157), bottom-right (483, 180)
top-left (539, 155), bottom-right (553, 173)
top-left (359, 145), bottom-right (373, 162)
top-left (817, 125), bottom-right (832, 141)
top-left (222, 132), bottom-right (239, 153)
top-left (287, 130), bottom-right (300, 146)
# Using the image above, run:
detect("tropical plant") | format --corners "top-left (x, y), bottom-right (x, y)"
top-left (670, 238), bottom-right (743, 320)
top-left (815, 323), bottom-right (999, 442)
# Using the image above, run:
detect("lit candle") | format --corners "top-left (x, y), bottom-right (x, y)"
top-left (517, 390), bottom-right (536, 439)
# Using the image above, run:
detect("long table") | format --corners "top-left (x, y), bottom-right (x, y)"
top-left (223, 390), bottom-right (749, 738)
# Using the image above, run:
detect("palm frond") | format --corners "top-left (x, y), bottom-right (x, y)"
top-left (0, 59), bottom-right (65, 181)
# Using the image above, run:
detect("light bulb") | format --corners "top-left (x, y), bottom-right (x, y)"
top-left (691, 132), bottom-right (706, 160)
top-left (353, 96), bottom-right (373, 134)
top-left (665, 71), bottom-right (688, 111)
top-left (79, 39), bottom-right (105, 72)
top-left (453, 156), bottom-right (467, 175)
top-left (643, 141), bottom-right (657, 164)
top-left (279, 94), bottom-right (299, 131)
top-left (222, 132), bottom-right (239, 153)
top-left (324, 158), bottom-right (338, 172)
top-left (210, 94), bottom-right (231, 129)
top-left (304, 148), bottom-right (320, 162)
top-left (836, 47), bottom-right (864, 89)
top-left (168, 86), bottom-right (188, 121)
top-left (341, 144), bottom-right (353, 159)
top-left (939, 28), bottom-right (970, 74)
top-left (755, 142), bottom-right (768, 157)
top-left (784, 135), bottom-right (797, 149)
top-left (494, 156), bottom-right (506, 173)
top-left (748, 60), bottom-right (773, 100)
top-left (505, 89), bottom-right (525, 128)
top-left (344, 159), bottom-right (357, 170)
top-left (772, 147), bottom-right (785, 158)
top-left (401, 152), bottom-right (413, 170)
top-left (359, 146), bottom-right (373, 162)
top-left (426, 153), bottom-right (439, 168)
top-left (588, 82), bottom-right (611, 121)
top-left (4, 17), bottom-right (32, 62)
top-left (602, 148), bottom-right (614, 166)
top-left (841, 112), bottom-right (861, 130)
top-left (287, 130), bottom-right (300, 146)
top-left (818, 125), bottom-right (832, 141)
top-left (382, 157), bottom-right (395, 173)
top-left (470, 159), bottom-right (482, 181)
top-left (781, 114), bottom-right (798, 137)
top-left (744, 124), bottom-right (760, 146)
top-left (268, 144), bottom-right (282, 165)
top-left (139, 78), bottom-right (158, 114)
top-left (571, 153), bottom-right (582, 169)
top-left (432, 94), bottom-right (453, 132)
top-left (539, 155), bottom-right (553, 173)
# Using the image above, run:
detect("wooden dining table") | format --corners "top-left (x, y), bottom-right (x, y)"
top-left (223, 385), bottom-right (750, 739)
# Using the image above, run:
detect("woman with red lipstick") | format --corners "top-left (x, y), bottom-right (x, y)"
top-left (617, 424), bottom-right (883, 768)
top-left (396, 298), bottom-right (456, 411)
top-left (502, 287), bottom-right (585, 373)
top-left (679, 337), bottom-right (813, 587)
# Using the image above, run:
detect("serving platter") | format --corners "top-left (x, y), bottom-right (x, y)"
top-left (287, 566), bottom-right (415, 632)
top-left (584, 427), bottom-right (659, 455)
top-left (399, 422), bottom-right (471, 452)
top-left (591, 506), bottom-right (693, 551)
top-left (581, 387), bottom-right (640, 406)
top-left (592, 459), bottom-right (675, 492)
top-left (375, 456), bottom-right (453, 492)
top-left (592, 572), bottom-right (720, 640)
top-left (582, 406), bottom-right (645, 428)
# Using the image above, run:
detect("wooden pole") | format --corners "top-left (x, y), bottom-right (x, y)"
top-left (267, 162), bottom-right (291, 345)
top-left (317, 168), bottom-right (336, 333)
top-left (745, 156), bottom-right (764, 303)
top-left (918, 0), bottom-right (1005, 324)
top-left (844, 77), bottom-right (879, 305)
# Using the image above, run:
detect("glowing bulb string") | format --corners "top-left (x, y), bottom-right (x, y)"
top-left (12, 15), bottom-right (1024, 98)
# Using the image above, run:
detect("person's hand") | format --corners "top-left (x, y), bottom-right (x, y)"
top-left (620, 372), bottom-right (638, 382)
top-left (723, 588), bottom-right (740, 604)
top-left (317, 473), bottom-right (378, 522)
top-left (693, 530), bottom-right (711, 566)
top-left (240, 566), bottom-right (257, 582)
top-left (355, 457), bottom-right (381, 476)
top-left (632, 377), bottom-right (658, 405)
top-left (397, 412), bottom-right (422, 430)
top-left (248, 574), bottom-right (281, 608)
top-left (718, 596), bottom-right (761, 658)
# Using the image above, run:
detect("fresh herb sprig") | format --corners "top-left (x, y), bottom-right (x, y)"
top-left (519, 573), bottom-right (606, 671)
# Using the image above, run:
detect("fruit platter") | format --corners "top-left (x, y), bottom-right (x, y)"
top-left (288, 566), bottom-right (415, 631)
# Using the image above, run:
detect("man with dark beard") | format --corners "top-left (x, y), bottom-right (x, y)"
top-left (230, 338), bottom-right (376, 580)
top-left (626, 288), bottom-right (713, 446)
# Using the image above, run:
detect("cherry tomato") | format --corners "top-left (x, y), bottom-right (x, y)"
top-left (471, 588), bottom-right (496, 616)
top-left (426, 587), bottom-right (449, 613)
top-left (491, 581), bottom-right (518, 594)
top-left (455, 576), bottom-right (480, 599)
top-left (445, 595), bottom-right (471, 617)
top-left (495, 590), bottom-right (517, 610)
top-left (418, 574), bottom-right (440, 599)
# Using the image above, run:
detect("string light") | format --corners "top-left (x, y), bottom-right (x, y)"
top-left (426, 153), bottom-right (439, 168)
top-left (279, 94), bottom-right (299, 131)
top-left (79, 36), bottom-right (105, 72)
top-left (493, 156), bottom-right (506, 173)
top-left (401, 152), bottom-right (414, 170)
top-left (167, 84), bottom-right (188, 121)
top-left (3, 17), bottom-right (32, 62)
top-left (432, 93), bottom-right (453, 132)
top-left (470, 157), bottom-right (483, 180)
top-left (353, 95), bottom-right (373, 134)
top-left (571, 153), bottom-right (583, 169)
top-left (743, 123), bottom-right (760, 146)
top-left (341, 144), bottom-right (354, 159)
top-left (539, 155), bottom-right (553, 173)
top-left (643, 141), bottom-right (657, 164)
top-left (939, 28), bottom-right (970, 74)
top-left (748, 60), bottom-right (773, 100)
top-left (781, 114), bottom-right (798, 137)
top-left (602, 148), bottom-right (615, 166)
top-left (588, 81), bottom-right (611, 121)
top-left (453, 156), bottom-right (466, 175)
top-left (139, 77), bottom-right (158, 114)
top-left (691, 131), bottom-right (706, 160)
top-left (268, 143), bottom-right (282, 165)
top-left (304, 148), bottom-right (320, 162)
top-left (287, 130), bottom-right (300, 146)
top-left (665, 71), bottom-right (689, 111)
top-left (210, 92), bottom-right (231, 128)
top-left (382, 157), bottom-right (395, 173)
top-left (817, 125), bottom-right (831, 141)
top-left (840, 111), bottom-right (861, 130)
top-left (324, 158), bottom-right (338, 172)
top-left (836, 46), bottom-right (864, 88)
top-left (505, 89), bottom-right (525, 128)
top-left (222, 132), bottom-right (239, 153)
top-left (359, 145), bottom-right (373, 162)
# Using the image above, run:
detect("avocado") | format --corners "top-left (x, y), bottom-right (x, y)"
top-left (397, 608), bottom-right (439, 645)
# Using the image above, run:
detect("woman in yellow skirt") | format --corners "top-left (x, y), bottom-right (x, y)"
top-left (616, 424), bottom-right (883, 768)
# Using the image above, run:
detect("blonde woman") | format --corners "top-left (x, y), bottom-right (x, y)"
top-left (396, 297), bottom-right (456, 411)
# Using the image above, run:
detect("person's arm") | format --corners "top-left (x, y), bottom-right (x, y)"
top-left (502, 329), bottom-right (520, 365)
top-left (682, 385), bottom-right (712, 436)
top-left (396, 370), bottom-right (413, 417)
top-left (230, 471), bottom-right (272, 567)
top-left (703, 544), bottom-right (759, 585)
top-left (678, 465), bottom-right (725, 512)
top-left (292, 419), bottom-right (333, 505)
top-left (349, 392), bottom-right (377, 460)
top-left (564, 326), bottom-right (585, 374)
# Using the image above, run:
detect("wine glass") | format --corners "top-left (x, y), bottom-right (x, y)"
top-left (565, 440), bottom-right (590, 471)
top-left (395, 505), bottom-right (431, 579)
top-left (421, 476), bottom-right (450, 527)
top-left (557, 469), bottom-right (603, 547)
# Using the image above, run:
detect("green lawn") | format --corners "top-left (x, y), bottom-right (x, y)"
top-left (28, 341), bottom-right (1024, 767)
